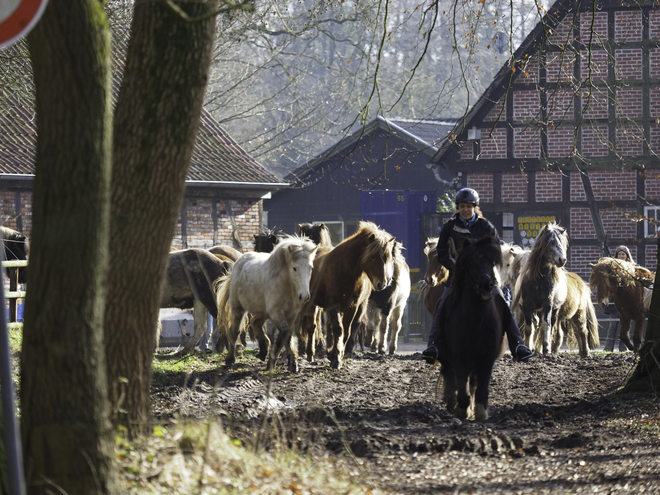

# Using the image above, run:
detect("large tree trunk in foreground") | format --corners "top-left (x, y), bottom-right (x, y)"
top-left (22, 1), bottom-right (117, 493)
top-left (105, 0), bottom-right (217, 436)
top-left (623, 235), bottom-right (660, 393)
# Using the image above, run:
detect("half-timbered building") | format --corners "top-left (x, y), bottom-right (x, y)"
top-left (431, 0), bottom-right (660, 278)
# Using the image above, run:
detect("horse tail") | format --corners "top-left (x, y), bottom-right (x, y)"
top-left (214, 274), bottom-right (232, 332)
top-left (584, 292), bottom-right (600, 350)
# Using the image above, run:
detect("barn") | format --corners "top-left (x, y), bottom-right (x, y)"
top-left (265, 114), bottom-right (456, 275)
top-left (431, 0), bottom-right (660, 278)
top-left (0, 85), bottom-right (284, 253)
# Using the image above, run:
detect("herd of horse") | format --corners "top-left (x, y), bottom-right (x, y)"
top-left (4, 218), bottom-right (655, 421)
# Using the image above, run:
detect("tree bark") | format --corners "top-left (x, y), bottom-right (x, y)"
top-left (21, 1), bottom-right (117, 494)
top-left (623, 235), bottom-right (660, 393)
top-left (105, 0), bottom-right (217, 436)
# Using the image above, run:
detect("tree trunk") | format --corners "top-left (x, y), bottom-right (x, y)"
top-left (21, 1), bottom-right (117, 494)
top-left (623, 235), bottom-right (660, 393)
top-left (105, 1), bottom-right (217, 436)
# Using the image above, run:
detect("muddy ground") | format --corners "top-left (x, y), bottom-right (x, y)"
top-left (152, 348), bottom-right (660, 494)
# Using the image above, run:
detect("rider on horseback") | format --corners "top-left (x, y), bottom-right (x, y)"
top-left (422, 187), bottom-right (535, 364)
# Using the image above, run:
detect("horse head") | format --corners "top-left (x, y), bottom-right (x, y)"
top-left (298, 222), bottom-right (333, 247)
top-left (541, 223), bottom-right (568, 267)
top-left (280, 236), bottom-right (317, 304)
top-left (253, 227), bottom-right (282, 253)
top-left (455, 236), bottom-right (502, 301)
top-left (359, 222), bottom-right (396, 291)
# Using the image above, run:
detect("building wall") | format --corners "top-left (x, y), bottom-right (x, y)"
top-left (0, 184), bottom-right (262, 252)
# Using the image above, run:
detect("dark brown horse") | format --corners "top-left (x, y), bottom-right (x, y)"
top-left (253, 227), bottom-right (283, 253)
top-left (1, 226), bottom-right (29, 284)
top-left (298, 222), bottom-right (333, 248)
top-left (438, 236), bottom-right (505, 421)
top-left (299, 221), bottom-right (396, 369)
top-left (589, 257), bottom-right (653, 352)
top-left (419, 237), bottom-right (449, 316)
top-left (161, 248), bottom-right (233, 352)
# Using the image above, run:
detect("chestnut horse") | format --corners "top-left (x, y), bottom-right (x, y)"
top-left (589, 257), bottom-right (653, 352)
top-left (299, 221), bottom-right (395, 369)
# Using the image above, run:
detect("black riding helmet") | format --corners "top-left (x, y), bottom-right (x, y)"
top-left (455, 187), bottom-right (479, 206)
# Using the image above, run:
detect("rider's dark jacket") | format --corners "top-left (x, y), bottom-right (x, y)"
top-left (436, 214), bottom-right (499, 276)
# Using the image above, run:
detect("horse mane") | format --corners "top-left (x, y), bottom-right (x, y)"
top-left (520, 223), bottom-right (567, 280)
top-left (453, 236), bottom-right (502, 289)
top-left (353, 221), bottom-right (395, 266)
top-left (266, 235), bottom-right (317, 276)
top-left (424, 237), bottom-right (438, 256)
top-left (1, 226), bottom-right (29, 259)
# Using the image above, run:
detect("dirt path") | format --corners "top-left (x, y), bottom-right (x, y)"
top-left (152, 350), bottom-right (660, 494)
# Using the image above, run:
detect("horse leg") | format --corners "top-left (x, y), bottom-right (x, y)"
top-left (249, 316), bottom-right (270, 362)
top-left (225, 310), bottom-right (246, 366)
top-left (373, 310), bottom-right (386, 354)
top-left (474, 365), bottom-right (494, 422)
top-left (326, 310), bottom-right (345, 370)
top-left (182, 301), bottom-right (208, 353)
top-left (440, 365), bottom-right (458, 415)
top-left (388, 306), bottom-right (404, 356)
top-left (633, 318), bottom-right (645, 352)
top-left (454, 369), bottom-right (471, 420)
top-left (551, 322), bottom-right (564, 355)
top-left (618, 316), bottom-right (634, 351)
top-left (540, 307), bottom-right (553, 355)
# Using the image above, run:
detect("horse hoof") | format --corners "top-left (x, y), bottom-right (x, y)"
top-left (288, 360), bottom-right (299, 373)
top-left (330, 358), bottom-right (342, 370)
top-left (475, 404), bottom-right (489, 422)
top-left (455, 406), bottom-right (468, 420)
top-left (257, 349), bottom-right (268, 361)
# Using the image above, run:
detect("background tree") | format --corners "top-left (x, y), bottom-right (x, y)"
top-left (21, 0), bottom-right (117, 493)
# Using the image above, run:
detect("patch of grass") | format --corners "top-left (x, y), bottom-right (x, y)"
top-left (118, 420), bottom-right (375, 494)
top-left (8, 324), bottom-right (22, 356)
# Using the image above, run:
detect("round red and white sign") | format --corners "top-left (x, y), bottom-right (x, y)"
top-left (0, 0), bottom-right (48, 49)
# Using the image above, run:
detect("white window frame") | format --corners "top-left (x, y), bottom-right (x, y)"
top-left (644, 206), bottom-right (660, 239)
top-left (502, 212), bottom-right (514, 243)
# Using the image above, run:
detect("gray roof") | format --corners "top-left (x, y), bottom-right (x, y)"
top-left (0, 36), bottom-right (284, 188)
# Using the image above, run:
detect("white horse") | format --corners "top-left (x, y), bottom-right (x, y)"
top-left (215, 236), bottom-right (317, 372)
top-left (500, 242), bottom-right (530, 289)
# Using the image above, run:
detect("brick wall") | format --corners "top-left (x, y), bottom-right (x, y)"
top-left (580, 12), bottom-right (608, 44)
top-left (570, 245), bottom-right (603, 279)
top-left (516, 55), bottom-right (539, 85)
top-left (601, 207), bottom-right (637, 238)
top-left (172, 197), bottom-right (262, 250)
top-left (581, 125), bottom-right (609, 157)
top-left (615, 49), bottom-right (643, 80)
top-left (650, 49), bottom-right (660, 79)
top-left (536, 171), bottom-right (563, 201)
top-left (650, 124), bottom-right (660, 156)
top-left (645, 167), bottom-right (660, 200)
top-left (581, 50), bottom-right (608, 81)
top-left (513, 90), bottom-right (540, 121)
top-left (615, 11), bottom-right (642, 43)
top-left (651, 11), bottom-right (660, 41)
top-left (0, 192), bottom-right (17, 230)
top-left (547, 126), bottom-right (575, 157)
top-left (549, 16), bottom-right (576, 45)
top-left (546, 51), bottom-right (575, 83)
top-left (580, 88), bottom-right (608, 119)
top-left (501, 173), bottom-right (528, 202)
top-left (479, 127), bottom-right (507, 159)
top-left (459, 143), bottom-right (474, 160)
top-left (616, 124), bottom-right (644, 156)
top-left (570, 207), bottom-right (594, 239)
top-left (650, 86), bottom-right (660, 118)
top-left (467, 173), bottom-right (494, 202)
top-left (483, 97), bottom-right (507, 122)
top-left (547, 89), bottom-right (575, 123)
top-left (590, 170), bottom-right (636, 200)
top-left (20, 192), bottom-right (31, 235)
top-left (513, 126), bottom-right (540, 158)
top-left (616, 86), bottom-right (643, 119)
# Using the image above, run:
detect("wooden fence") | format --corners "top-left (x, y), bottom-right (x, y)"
top-left (3, 259), bottom-right (26, 329)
